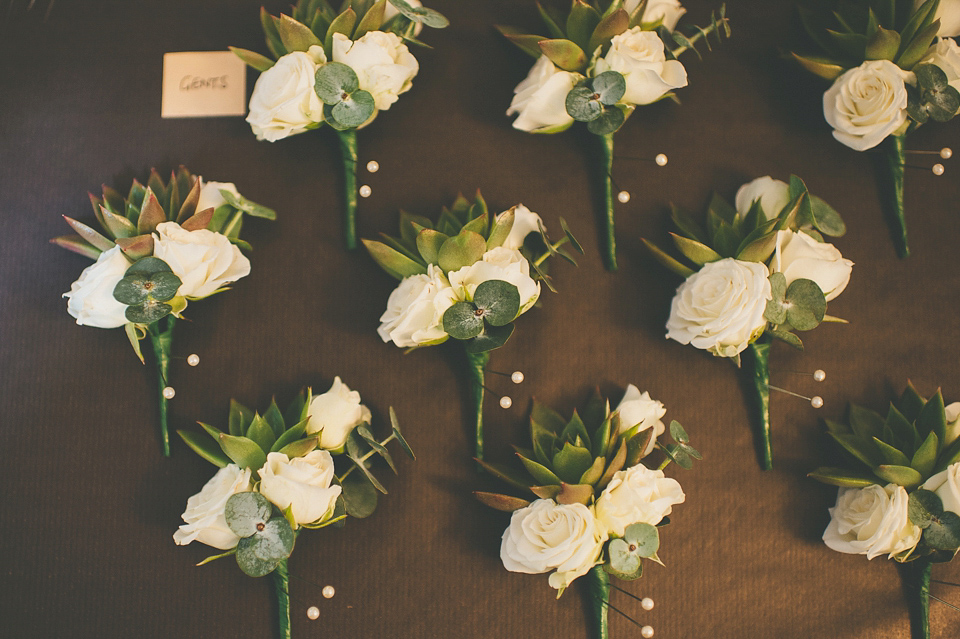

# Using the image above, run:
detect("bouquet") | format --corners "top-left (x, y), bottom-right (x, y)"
top-left (810, 382), bottom-right (960, 639)
top-left (54, 167), bottom-right (275, 456)
top-left (175, 380), bottom-right (414, 639)
top-left (363, 192), bottom-right (581, 460)
top-left (790, 0), bottom-right (960, 257)
top-left (232, 0), bottom-right (448, 250)
top-left (643, 175), bottom-right (853, 469)
top-left (474, 386), bottom-right (699, 639)
top-left (499, 0), bottom-right (730, 270)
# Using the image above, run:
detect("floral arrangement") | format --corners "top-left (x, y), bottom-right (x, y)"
top-left (474, 386), bottom-right (698, 639)
top-left (499, 0), bottom-right (730, 270)
top-left (175, 379), bottom-right (413, 639)
top-left (643, 175), bottom-right (853, 469)
top-left (790, 0), bottom-right (960, 257)
top-left (53, 167), bottom-right (275, 456)
top-left (810, 382), bottom-right (960, 639)
top-left (363, 192), bottom-right (581, 460)
top-left (232, 0), bottom-right (448, 250)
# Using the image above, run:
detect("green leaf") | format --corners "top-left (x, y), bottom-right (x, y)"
top-left (277, 435), bottom-right (319, 459)
top-left (567, 0), bottom-right (602, 53)
top-left (388, 0), bottom-right (448, 28)
top-left (790, 52), bottom-right (844, 80)
top-left (442, 302), bottom-right (484, 340)
top-left (464, 323), bottom-right (515, 353)
top-left (517, 453), bottom-right (562, 485)
top-left (865, 25), bottom-right (900, 61)
top-left (829, 432), bottom-right (881, 468)
top-left (236, 517), bottom-right (295, 577)
top-left (125, 300), bottom-right (173, 325)
top-left (908, 488), bottom-right (942, 527)
top-left (217, 189), bottom-right (276, 221)
top-left (887, 403), bottom-right (923, 454)
top-left (362, 239), bottom-right (428, 280)
top-left (246, 414), bottom-right (276, 453)
top-left (271, 418), bottom-right (308, 453)
top-left (911, 430), bottom-right (939, 478)
top-left (624, 522), bottom-right (660, 558)
top-left (579, 456), bottom-right (606, 486)
top-left (607, 538), bottom-right (643, 579)
top-left (552, 442), bottom-right (594, 484)
top-left (872, 437), bottom-right (911, 467)
top-left (588, 8), bottom-right (629, 55)
top-left (531, 401), bottom-right (568, 435)
top-left (555, 482), bottom-right (594, 505)
top-left (897, 20), bottom-right (939, 70)
top-left (808, 467), bottom-right (880, 488)
top-left (592, 71), bottom-right (626, 106)
top-left (473, 280), bottom-right (521, 326)
top-left (495, 25), bottom-right (549, 58)
top-left (849, 404), bottom-right (886, 441)
top-left (354, 0), bottom-right (386, 38)
top-left (224, 491), bottom-right (273, 538)
top-left (415, 229), bottom-right (448, 264)
top-left (670, 232), bottom-right (722, 266)
top-left (565, 83), bottom-right (604, 122)
top-left (342, 471), bottom-right (379, 518)
top-left (315, 61), bottom-right (360, 104)
top-left (475, 459), bottom-right (533, 492)
top-left (177, 429), bottom-right (230, 467)
top-left (137, 190), bottom-right (167, 234)
top-left (325, 8), bottom-right (358, 52)
top-left (61, 216), bottom-right (115, 252)
top-left (641, 238), bottom-right (695, 278)
top-left (918, 389), bottom-right (948, 443)
top-left (764, 272), bottom-right (788, 325)
top-left (874, 464), bottom-right (923, 488)
top-left (899, 382), bottom-right (927, 423)
top-left (277, 14), bottom-right (323, 52)
top-left (474, 491), bottom-right (531, 512)
top-left (737, 232), bottom-right (778, 264)
top-left (808, 196), bottom-right (846, 237)
top-left (230, 46), bottom-right (275, 72)
top-left (229, 399), bottom-right (254, 438)
top-left (438, 230), bottom-right (486, 273)
top-left (331, 88), bottom-right (375, 128)
top-left (538, 38), bottom-right (587, 72)
top-left (586, 106), bottom-right (625, 135)
top-left (217, 433), bottom-right (268, 470)
top-left (263, 399), bottom-right (286, 438)
top-left (925, 511), bottom-right (960, 551)
top-left (784, 278), bottom-right (826, 331)
top-left (597, 439), bottom-right (628, 490)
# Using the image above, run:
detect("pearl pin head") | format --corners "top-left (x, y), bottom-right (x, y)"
top-left (511, 371), bottom-right (524, 384)
top-left (655, 153), bottom-right (668, 166)
top-left (322, 585), bottom-right (335, 599)
top-left (641, 626), bottom-right (654, 638)
top-left (307, 606), bottom-right (320, 620)
top-left (641, 597), bottom-right (654, 610)
top-left (811, 396), bottom-right (824, 409)
top-left (162, 386), bottom-right (176, 400)
top-left (359, 185), bottom-right (372, 198)
top-left (499, 396), bottom-right (513, 409)
top-left (366, 160), bottom-right (380, 172)
top-left (932, 163), bottom-right (945, 176)
top-left (187, 354), bottom-right (200, 367)
top-left (813, 369), bottom-right (826, 382)
top-left (941, 147), bottom-right (953, 159)
top-left (617, 191), bottom-right (631, 203)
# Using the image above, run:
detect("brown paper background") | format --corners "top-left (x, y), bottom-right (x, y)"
top-left (2, 1), bottom-right (960, 637)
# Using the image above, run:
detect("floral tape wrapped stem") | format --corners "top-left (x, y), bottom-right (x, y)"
top-left (274, 558), bottom-right (291, 639)
top-left (598, 133), bottom-right (617, 271)
top-left (747, 340), bottom-right (772, 470)
top-left (148, 316), bottom-right (176, 456)
top-left (466, 350), bottom-right (490, 462)
top-left (588, 565), bottom-right (610, 639)
top-left (883, 133), bottom-right (909, 258)
top-left (337, 130), bottom-right (359, 250)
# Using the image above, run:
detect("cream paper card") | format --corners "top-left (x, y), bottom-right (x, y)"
top-left (161, 51), bottom-right (247, 118)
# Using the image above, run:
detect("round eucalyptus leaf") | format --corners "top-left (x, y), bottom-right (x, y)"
top-left (249, 517), bottom-right (296, 561)
top-left (149, 271), bottom-right (183, 302)
top-left (314, 62), bottom-right (360, 105)
top-left (224, 491), bottom-right (273, 538)
top-left (236, 538), bottom-right (282, 577)
top-left (342, 472), bottom-right (378, 519)
top-left (113, 274), bottom-right (150, 305)
top-left (669, 420), bottom-right (689, 444)
top-left (126, 256), bottom-right (173, 276)
top-left (926, 86), bottom-right (960, 123)
top-left (443, 302), bottom-right (484, 340)
top-left (924, 511), bottom-right (960, 551)
top-left (472, 280), bottom-right (521, 326)
top-left (125, 299), bottom-right (172, 324)
top-left (322, 104), bottom-right (352, 131)
top-left (608, 538), bottom-right (642, 574)
top-left (623, 522), bottom-right (660, 558)
top-left (331, 89), bottom-right (375, 128)
top-left (464, 322), bottom-right (515, 354)
top-left (917, 63), bottom-right (949, 92)
top-left (592, 71), bottom-right (626, 106)
top-left (783, 278), bottom-right (826, 331)
top-left (565, 84), bottom-right (603, 122)
top-left (587, 106), bottom-right (625, 135)
top-left (409, 6), bottom-right (449, 28)
top-left (907, 88), bottom-right (930, 124)
top-left (908, 488), bottom-right (943, 528)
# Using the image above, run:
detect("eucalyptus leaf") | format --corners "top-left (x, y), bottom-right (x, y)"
top-left (473, 279), bottom-right (521, 326)
top-left (464, 323), bottom-right (514, 353)
top-left (784, 278), bottom-right (826, 331)
top-left (442, 302), bottom-right (484, 340)
top-left (565, 84), bottom-right (604, 122)
top-left (592, 71), bottom-right (626, 106)
top-left (224, 491), bottom-right (273, 538)
top-left (125, 300), bottom-right (173, 325)
top-left (341, 471), bottom-right (379, 518)
top-left (314, 61), bottom-right (360, 104)
top-left (587, 106), bottom-right (625, 135)
top-left (331, 89), bottom-right (375, 127)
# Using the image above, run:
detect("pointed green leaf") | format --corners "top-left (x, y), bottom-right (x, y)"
top-left (567, 0), bottom-right (602, 53)
top-left (229, 399), bottom-right (254, 438)
top-left (555, 482), bottom-right (594, 505)
top-left (218, 433), bottom-right (267, 470)
top-left (829, 432), bottom-right (881, 468)
top-left (872, 437), bottom-right (911, 467)
top-left (597, 438), bottom-right (628, 490)
top-left (177, 429), bottom-right (230, 467)
top-left (495, 25), bottom-right (549, 58)
top-left (362, 239), bottom-right (428, 280)
top-left (897, 20), bottom-right (940, 70)
top-left (137, 190), bottom-right (167, 234)
top-left (874, 464), bottom-right (923, 488)
top-left (670, 232), bottom-right (722, 265)
top-left (808, 466), bottom-right (881, 488)
top-left (790, 52), bottom-right (844, 80)
top-left (354, 0), bottom-right (386, 39)
top-left (641, 238), bottom-right (695, 277)
top-left (849, 404), bottom-right (886, 441)
top-left (416, 229), bottom-right (448, 264)
top-left (912, 430), bottom-right (939, 478)
top-left (325, 8), bottom-right (358, 52)
top-left (517, 453), bottom-right (562, 485)
top-left (552, 442), bottom-right (594, 484)
top-left (474, 491), bottom-right (531, 512)
top-left (588, 8), bottom-right (629, 55)
top-left (917, 389), bottom-right (947, 443)
top-left (475, 459), bottom-right (533, 492)
top-left (230, 46), bottom-right (275, 72)
top-left (438, 230), bottom-right (486, 273)
top-left (246, 414), bottom-right (276, 453)
top-left (865, 25), bottom-right (900, 61)
top-left (61, 216), bottom-right (115, 252)
top-left (278, 435), bottom-right (319, 459)
top-left (538, 38), bottom-right (587, 72)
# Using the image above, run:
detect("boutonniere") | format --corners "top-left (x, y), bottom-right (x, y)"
top-left (175, 381), bottom-right (413, 639)
top-left (475, 387), bottom-right (699, 639)
top-left (363, 192), bottom-right (581, 459)
top-left (643, 175), bottom-right (852, 469)
top-left (232, 0), bottom-right (448, 249)
top-left (499, 0), bottom-right (730, 270)
top-left (810, 382), bottom-right (960, 639)
top-left (790, 0), bottom-right (960, 257)
top-left (53, 167), bottom-right (275, 456)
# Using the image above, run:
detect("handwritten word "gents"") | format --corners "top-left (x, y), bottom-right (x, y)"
top-left (179, 75), bottom-right (229, 91)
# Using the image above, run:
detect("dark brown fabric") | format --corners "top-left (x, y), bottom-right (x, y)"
top-left (2, 1), bottom-right (960, 637)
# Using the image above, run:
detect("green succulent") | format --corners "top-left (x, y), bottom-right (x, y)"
top-left (811, 382), bottom-right (960, 560)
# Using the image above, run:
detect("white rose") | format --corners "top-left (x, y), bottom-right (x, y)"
top-left (173, 464), bottom-right (252, 550)
top-left (614, 385), bottom-right (666, 457)
top-left (735, 176), bottom-right (791, 220)
top-left (195, 180), bottom-right (240, 214)
top-left (666, 258), bottom-right (772, 358)
top-left (921, 37), bottom-right (960, 99)
top-left (506, 55), bottom-right (582, 133)
top-left (305, 376), bottom-right (372, 451)
top-left (152, 221), bottom-right (251, 299)
top-left (497, 204), bottom-right (544, 250)
top-left (384, 0), bottom-right (423, 35)
top-left (246, 47), bottom-right (326, 142)
top-left (448, 247), bottom-right (541, 315)
top-left (823, 60), bottom-right (911, 152)
top-left (332, 31), bottom-right (419, 112)
top-left (63, 245), bottom-right (131, 329)
top-left (945, 402), bottom-right (960, 446)
top-left (258, 451), bottom-right (342, 527)
top-left (626, 0), bottom-right (686, 31)
top-left (594, 27), bottom-right (688, 106)
top-left (595, 465), bottom-right (685, 537)
top-left (378, 264), bottom-right (457, 347)
top-left (500, 499), bottom-right (608, 591)
top-left (772, 230), bottom-right (853, 302)
top-left (917, 0), bottom-right (960, 37)
top-left (823, 484), bottom-right (922, 559)
top-left (922, 461), bottom-right (960, 516)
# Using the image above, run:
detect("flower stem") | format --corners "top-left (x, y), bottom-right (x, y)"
top-left (901, 559), bottom-right (931, 639)
top-left (883, 133), bottom-right (909, 258)
top-left (598, 133), bottom-right (617, 271)
top-left (336, 129), bottom-right (359, 250)
top-left (147, 315), bottom-right (175, 457)
top-left (465, 349), bottom-right (490, 462)
top-left (273, 558), bottom-right (291, 639)
top-left (588, 565), bottom-right (610, 639)
top-left (746, 341), bottom-right (772, 470)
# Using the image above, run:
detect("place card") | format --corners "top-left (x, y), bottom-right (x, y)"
top-left (161, 51), bottom-right (247, 118)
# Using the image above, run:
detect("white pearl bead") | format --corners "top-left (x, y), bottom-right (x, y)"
top-left (187, 354), bottom-right (200, 367)
top-left (932, 163), bottom-right (945, 176)
top-left (322, 585), bottom-right (335, 599)
top-left (641, 597), bottom-right (654, 610)
top-left (306, 606), bottom-right (320, 620)
top-left (359, 185), bottom-right (372, 197)
top-left (813, 369), bottom-right (825, 382)
top-left (499, 396), bottom-right (513, 409)
top-left (162, 386), bottom-right (176, 400)
top-left (641, 626), bottom-right (654, 638)
top-left (941, 147), bottom-right (953, 159)
top-left (366, 160), bottom-right (380, 173)
top-left (617, 191), bottom-right (630, 203)
top-left (511, 371), bottom-right (524, 384)
top-left (811, 396), bottom-right (824, 409)
top-left (655, 153), bottom-right (668, 166)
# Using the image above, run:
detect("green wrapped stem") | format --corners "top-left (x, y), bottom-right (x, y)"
top-left (598, 133), bottom-right (617, 271)
top-left (465, 349), bottom-right (490, 461)
top-left (336, 129), bottom-right (359, 250)
top-left (147, 316), bottom-right (175, 457)
top-left (588, 565), bottom-right (610, 639)
top-left (901, 559), bottom-right (931, 639)
top-left (746, 341), bottom-right (772, 470)
top-left (273, 558), bottom-right (291, 639)
top-left (882, 133), bottom-right (908, 258)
